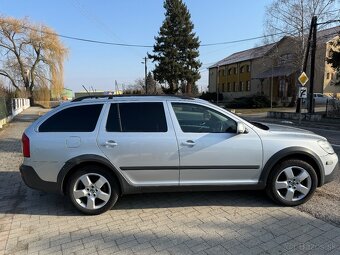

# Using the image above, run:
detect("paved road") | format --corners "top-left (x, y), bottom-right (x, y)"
top-left (0, 107), bottom-right (340, 255)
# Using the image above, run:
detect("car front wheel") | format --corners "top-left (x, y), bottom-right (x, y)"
top-left (266, 159), bottom-right (318, 206)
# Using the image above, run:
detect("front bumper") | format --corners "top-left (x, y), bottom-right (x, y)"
top-left (20, 165), bottom-right (59, 193)
top-left (324, 162), bottom-right (338, 185)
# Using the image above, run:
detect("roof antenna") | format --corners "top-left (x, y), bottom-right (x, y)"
top-left (82, 85), bottom-right (90, 95)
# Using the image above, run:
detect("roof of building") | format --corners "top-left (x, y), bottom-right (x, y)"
top-left (252, 66), bottom-right (296, 79)
top-left (317, 26), bottom-right (340, 43)
top-left (209, 26), bottom-right (340, 69)
top-left (209, 43), bottom-right (276, 68)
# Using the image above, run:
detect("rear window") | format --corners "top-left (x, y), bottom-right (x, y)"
top-left (39, 104), bottom-right (103, 132)
top-left (106, 102), bottom-right (167, 132)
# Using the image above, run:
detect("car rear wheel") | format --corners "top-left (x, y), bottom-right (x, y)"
top-left (67, 165), bottom-right (119, 215)
top-left (266, 159), bottom-right (318, 206)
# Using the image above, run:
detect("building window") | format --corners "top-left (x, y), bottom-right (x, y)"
top-left (222, 83), bottom-right (225, 92)
top-left (331, 73), bottom-right (334, 79)
top-left (233, 82), bottom-right (236, 92)
top-left (326, 73), bottom-right (330, 79)
top-left (233, 67), bottom-right (237, 74)
top-left (228, 68), bottom-right (232, 75)
top-left (223, 69), bottom-right (226, 76)
top-left (240, 66), bottom-right (244, 73)
top-left (246, 81), bottom-right (251, 91)
top-left (247, 65), bottom-right (250, 72)
top-left (239, 82), bottom-right (243, 91)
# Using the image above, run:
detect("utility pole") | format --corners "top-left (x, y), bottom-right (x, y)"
top-left (296, 16), bottom-right (314, 113)
top-left (296, 16), bottom-right (317, 114)
top-left (216, 65), bottom-right (219, 105)
top-left (142, 57), bottom-right (148, 94)
top-left (308, 16), bottom-right (317, 114)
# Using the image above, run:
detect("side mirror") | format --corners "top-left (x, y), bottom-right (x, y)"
top-left (237, 122), bottom-right (247, 134)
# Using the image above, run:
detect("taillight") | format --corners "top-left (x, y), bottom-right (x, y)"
top-left (22, 133), bottom-right (30, 157)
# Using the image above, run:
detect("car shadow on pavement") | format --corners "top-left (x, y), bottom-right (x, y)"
top-left (114, 190), bottom-right (275, 211)
top-left (0, 138), bottom-right (21, 153)
top-left (0, 171), bottom-right (276, 216)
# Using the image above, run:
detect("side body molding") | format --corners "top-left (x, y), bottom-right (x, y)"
top-left (259, 146), bottom-right (325, 187)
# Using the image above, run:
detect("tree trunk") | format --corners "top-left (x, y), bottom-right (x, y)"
top-left (28, 86), bottom-right (34, 106)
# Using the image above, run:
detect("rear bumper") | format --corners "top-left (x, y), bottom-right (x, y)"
top-left (324, 162), bottom-right (338, 185)
top-left (20, 165), bottom-right (59, 193)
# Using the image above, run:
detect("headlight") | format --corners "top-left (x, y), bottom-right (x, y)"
top-left (317, 140), bottom-right (334, 154)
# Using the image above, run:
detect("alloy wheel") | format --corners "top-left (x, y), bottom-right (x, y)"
top-left (73, 173), bottom-right (111, 210)
top-left (274, 166), bottom-right (312, 202)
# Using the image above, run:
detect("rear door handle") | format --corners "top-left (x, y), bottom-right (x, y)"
top-left (182, 140), bottom-right (195, 147)
top-left (103, 140), bottom-right (118, 147)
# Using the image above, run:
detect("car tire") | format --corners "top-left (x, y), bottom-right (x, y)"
top-left (67, 165), bottom-right (119, 215)
top-left (266, 159), bottom-right (318, 206)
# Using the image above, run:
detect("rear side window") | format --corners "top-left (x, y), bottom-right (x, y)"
top-left (39, 104), bottom-right (103, 132)
top-left (106, 102), bottom-right (167, 132)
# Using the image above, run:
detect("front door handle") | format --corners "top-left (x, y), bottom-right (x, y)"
top-left (104, 140), bottom-right (118, 147)
top-left (182, 140), bottom-right (196, 147)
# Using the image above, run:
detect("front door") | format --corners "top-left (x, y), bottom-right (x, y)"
top-left (98, 102), bottom-right (180, 186)
top-left (168, 102), bottom-right (262, 186)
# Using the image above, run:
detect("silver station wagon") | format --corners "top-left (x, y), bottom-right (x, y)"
top-left (20, 95), bottom-right (338, 214)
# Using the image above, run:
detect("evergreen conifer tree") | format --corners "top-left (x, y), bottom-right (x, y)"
top-left (148, 0), bottom-right (201, 94)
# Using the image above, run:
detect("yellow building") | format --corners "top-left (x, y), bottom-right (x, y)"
top-left (208, 26), bottom-right (340, 104)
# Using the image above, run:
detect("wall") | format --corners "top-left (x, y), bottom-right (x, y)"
top-left (0, 98), bottom-right (30, 129)
top-left (323, 37), bottom-right (340, 98)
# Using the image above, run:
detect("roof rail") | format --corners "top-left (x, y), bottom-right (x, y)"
top-left (72, 95), bottom-right (113, 102)
top-left (72, 94), bottom-right (194, 102)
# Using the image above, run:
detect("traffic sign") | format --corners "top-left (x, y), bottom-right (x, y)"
top-left (298, 87), bottom-right (307, 98)
top-left (298, 72), bottom-right (309, 86)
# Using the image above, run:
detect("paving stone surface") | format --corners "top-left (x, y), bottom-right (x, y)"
top-left (0, 107), bottom-right (339, 255)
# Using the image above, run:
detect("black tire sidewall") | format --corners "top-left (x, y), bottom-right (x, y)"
top-left (67, 165), bottom-right (119, 215)
top-left (266, 159), bottom-right (318, 206)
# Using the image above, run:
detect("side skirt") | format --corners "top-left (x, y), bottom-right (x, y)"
top-left (121, 182), bottom-right (266, 195)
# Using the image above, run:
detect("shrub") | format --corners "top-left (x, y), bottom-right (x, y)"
top-left (199, 92), bottom-right (223, 102)
top-left (0, 83), bottom-right (14, 118)
top-left (225, 95), bottom-right (271, 109)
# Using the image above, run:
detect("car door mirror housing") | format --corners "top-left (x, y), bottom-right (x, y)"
top-left (237, 122), bottom-right (247, 134)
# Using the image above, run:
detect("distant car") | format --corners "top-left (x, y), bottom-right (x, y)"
top-left (313, 93), bottom-right (334, 105)
top-left (20, 95), bottom-right (338, 214)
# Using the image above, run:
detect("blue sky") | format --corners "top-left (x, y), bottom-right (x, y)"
top-left (0, 0), bottom-right (274, 92)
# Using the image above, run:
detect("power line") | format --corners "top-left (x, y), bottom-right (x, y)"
top-left (317, 19), bottom-right (340, 25)
top-left (2, 21), bottom-right (295, 48)
top-left (200, 32), bottom-right (287, 46)
top-left (1, 20), bottom-right (339, 49)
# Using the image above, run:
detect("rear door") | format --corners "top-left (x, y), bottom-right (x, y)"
top-left (97, 101), bottom-right (180, 186)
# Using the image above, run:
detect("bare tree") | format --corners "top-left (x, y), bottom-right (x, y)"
top-left (0, 16), bottom-right (68, 103)
top-left (264, 0), bottom-right (338, 67)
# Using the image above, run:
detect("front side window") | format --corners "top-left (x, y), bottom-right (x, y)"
top-left (106, 102), bottom-right (167, 132)
top-left (39, 104), bottom-right (103, 132)
top-left (172, 103), bottom-right (237, 133)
